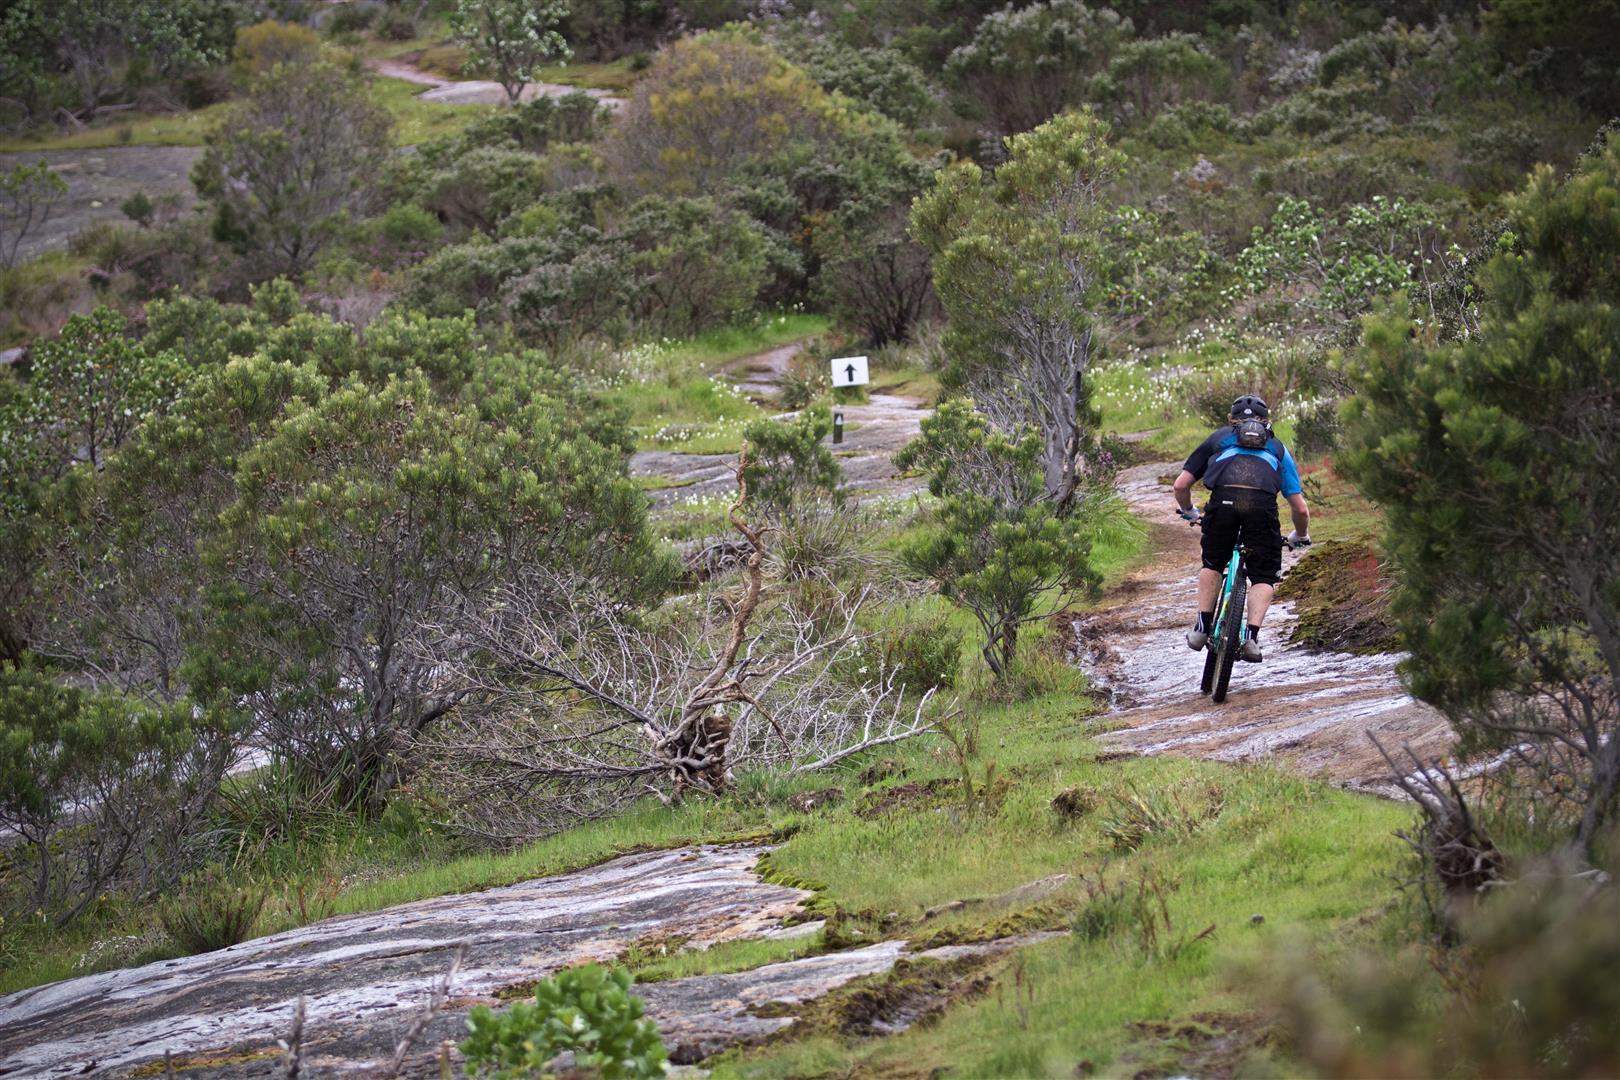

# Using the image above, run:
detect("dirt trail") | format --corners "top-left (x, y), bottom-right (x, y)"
top-left (631, 343), bottom-right (930, 508)
top-left (367, 55), bottom-right (624, 109)
top-left (1075, 462), bottom-right (1452, 796)
top-left (0, 845), bottom-right (1045, 1077)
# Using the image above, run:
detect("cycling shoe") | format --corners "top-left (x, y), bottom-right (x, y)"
top-left (1186, 624), bottom-right (1208, 651)
top-left (1239, 638), bottom-right (1263, 663)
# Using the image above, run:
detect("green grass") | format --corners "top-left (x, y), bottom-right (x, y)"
top-left (627, 929), bottom-right (827, 984)
top-left (534, 58), bottom-right (641, 94)
top-left (1295, 459), bottom-right (1383, 544)
top-left (666, 313), bottom-right (831, 369)
top-left (0, 75), bottom-right (491, 152)
top-left (868, 364), bottom-right (942, 405)
top-left (369, 75), bottom-right (497, 145)
top-left (1092, 348), bottom-right (1224, 460)
top-left (0, 104), bottom-right (227, 151)
top-left (610, 314), bottom-right (831, 452)
top-left (711, 754), bottom-right (1410, 1079)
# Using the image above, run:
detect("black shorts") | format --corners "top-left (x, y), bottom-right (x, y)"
top-left (1200, 487), bottom-right (1283, 586)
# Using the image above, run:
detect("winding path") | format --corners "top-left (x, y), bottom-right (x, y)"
top-left (631, 342), bottom-right (931, 508)
top-left (367, 55), bottom-right (624, 109)
top-left (1075, 461), bottom-right (1452, 796)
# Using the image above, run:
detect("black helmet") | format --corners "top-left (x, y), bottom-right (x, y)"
top-left (1230, 394), bottom-right (1269, 419)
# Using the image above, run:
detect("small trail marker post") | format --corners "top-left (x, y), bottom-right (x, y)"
top-left (831, 355), bottom-right (869, 388)
top-left (832, 410), bottom-right (844, 444)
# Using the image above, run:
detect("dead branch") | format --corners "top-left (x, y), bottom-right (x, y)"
top-left (1373, 735), bottom-right (1506, 940)
top-left (278, 996), bottom-right (305, 1079)
top-left (411, 459), bottom-right (941, 840)
top-left (386, 942), bottom-right (466, 1077)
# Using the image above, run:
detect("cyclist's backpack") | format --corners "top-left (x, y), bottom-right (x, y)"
top-left (1233, 417), bottom-right (1271, 450)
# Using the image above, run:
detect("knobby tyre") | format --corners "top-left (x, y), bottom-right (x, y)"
top-left (1212, 565), bottom-right (1246, 703)
top-left (1200, 625), bottom-right (1219, 693)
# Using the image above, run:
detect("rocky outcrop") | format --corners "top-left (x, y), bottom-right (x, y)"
top-left (0, 846), bottom-right (806, 1077)
top-left (0, 845), bottom-right (1063, 1078)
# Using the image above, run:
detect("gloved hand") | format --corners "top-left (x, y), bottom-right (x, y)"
top-left (1286, 529), bottom-right (1312, 548)
top-left (1176, 505), bottom-right (1202, 523)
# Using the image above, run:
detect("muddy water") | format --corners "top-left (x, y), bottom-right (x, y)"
top-left (1076, 463), bottom-right (1451, 795)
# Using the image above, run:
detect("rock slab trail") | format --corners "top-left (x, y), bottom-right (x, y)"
top-left (0, 845), bottom-right (1045, 1077)
top-left (1076, 462), bottom-right (1451, 795)
top-left (0, 147), bottom-right (201, 265)
top-left (367, 56), bottom-right (624, 109)
top-left (631, 343), bottom-right (930, 508)
top-left (0, 846), bottom-right (803, 1077)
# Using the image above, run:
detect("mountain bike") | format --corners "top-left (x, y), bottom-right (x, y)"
top-left (1200, 538), bottom-right (1252, 703)
top-left (1194, 524), bottom-right (1299, 703)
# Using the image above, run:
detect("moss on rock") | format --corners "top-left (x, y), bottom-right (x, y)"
top-left (1276, 539), bottom-right (1397, 653)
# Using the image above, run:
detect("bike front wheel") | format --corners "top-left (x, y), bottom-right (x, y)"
top-left (1212, 571), bottom-right (1247, 703)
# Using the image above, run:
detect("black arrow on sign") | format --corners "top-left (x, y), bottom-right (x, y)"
top-left (844, 363), bottom-right (856, 383)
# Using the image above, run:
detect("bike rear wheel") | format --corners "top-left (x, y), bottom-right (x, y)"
top-left (1200, 636), bottom-right (1218, 693)
top-left (1212, 569), bottom-right (1247, 703)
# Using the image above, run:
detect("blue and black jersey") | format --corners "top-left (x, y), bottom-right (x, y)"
top-left (1183, 426), bottom-right (1302, 497)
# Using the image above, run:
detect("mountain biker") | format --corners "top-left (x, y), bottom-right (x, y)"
top-left (1170, 394), bottom-right (1311, 663)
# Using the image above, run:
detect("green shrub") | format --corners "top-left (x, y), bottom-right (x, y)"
top-left (739, 405), bottom-right (841, 513)
top-left (405, 233), bottom-right (561, 318)
top-left (945, 0), bottom-right (1132, 134)
top-left (1072, 876), bottom-right (1132, 941)
top-left (796, 38), bottom-right (936, 128)
top-left (194, 61), bottom-right (393, 276)
top-left (323, 3), bottom-right (374, 36)
top-left (417, 144), bottom-right (551, 235)
top-left (67, 220), bottom-right (143, 271)
top-left (867, 612), bottom-right (962, 692)
top-left (364, 203), bottom-right (442, 268)
top-left (0, 667), bottom-right (233, 924)
top-left (896, 399), bottom-right (1100, 681)
top-left (376, 10), bottom-right (417, 41)
top-left (461, 964), bottom-right (666, 1080)
top-left (1460, 121), bottom-right (1546, 192)
top-left (1140, 100), bottom-right (1235, 149)
top-left (1293, 398), bottom-right (1344, 457)
top-left (1277, 853), bottom-right (1620, 1077)
top-left (1339, 135), bottom-right (1620, 856)
top-left (604, 29), bottom-right (848, 196)
top-left (778, 348), bottom-right (831, 410)
top-left (618, 195), bottom-right (771, 338)
top-left (120, 191), bottom-right (154, 228)
top-left (769, 497), bottom-right (869, 583)
top-left (159, 866), bottom-right (267, 954)
top-left (1098, 781), bottom-right (1222, 852)
top-left (232, 19), bottom-right (321, 76)
top-left (454, 91), bottom-right (611, 152)
top-left (2, 160), bottom-right (68, 271)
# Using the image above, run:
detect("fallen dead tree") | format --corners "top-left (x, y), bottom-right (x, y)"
top-left (413, 460), bottom-right (944, 842)
top-left (1374, 737), bottom-right (1506, 942)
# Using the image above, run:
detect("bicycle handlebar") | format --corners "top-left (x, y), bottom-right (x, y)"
top-left (1186, 512), bottom-right (1311, 552)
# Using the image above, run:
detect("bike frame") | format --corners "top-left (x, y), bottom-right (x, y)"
top-left (1212, 547), bottom-right (1244, 643)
